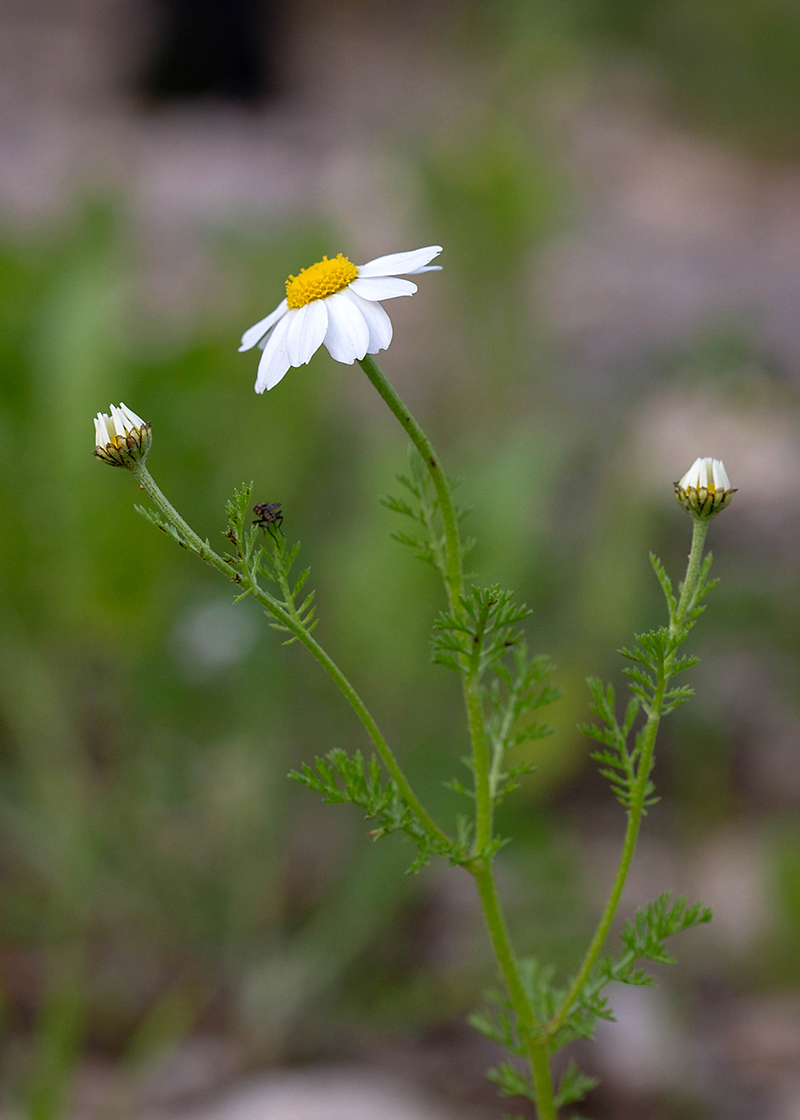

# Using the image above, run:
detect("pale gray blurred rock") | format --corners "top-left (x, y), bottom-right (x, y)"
top-left (707, 997), bottom-right (800, 1120)
top-left (594, 984), bottom-right (695, 1096)
top-left (144, 1067), bottom-right (468, 1120)
top-left (688, 828), bottom-right (771, 953)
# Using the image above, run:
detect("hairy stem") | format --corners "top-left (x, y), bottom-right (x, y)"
top-left (545, 679), bottom-right (665, 1040)
top-left (672, 517), bottom-right (709, 634)
top-left (358, 356), bottom-right (496, 848)
top-left (357, 358), bottom-right (557, 1115)
top-left (546, 516), bottom-right (709, 1040)
top-left (473, 862), bottom-right (558, 1119)
top-left (467, 678), bottom-right (494, 852)
top-left (131, 462), bottom-right (448, 849)
top-left (358, 355), bottom-right (463, 611)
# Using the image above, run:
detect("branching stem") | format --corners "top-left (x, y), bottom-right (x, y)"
top-left (131, 461), bottom-right (448, 850)
top-left (357, 357), bottom-right (558, 1116)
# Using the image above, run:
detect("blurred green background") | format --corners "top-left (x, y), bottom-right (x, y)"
top-left (1, 1), bottom-right (800, 1118)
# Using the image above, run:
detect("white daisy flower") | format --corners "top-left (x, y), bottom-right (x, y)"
top-left (93, 402), bottom-right (151, 468)
top-left (675, 456), bottom-right (735, 518)
top-left (238, 245), bottom-right (443, 393)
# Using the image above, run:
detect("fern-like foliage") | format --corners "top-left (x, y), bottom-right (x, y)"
top-left (381, 447), bottom-right (474, 576)
top-left (223, 483), bottom-right (318, 643)
top-left (288, 748), bottom-right (469, 873)
top-left (135, 502), bottom-right (190, 549)
top-left (472, 891), bottom-right (709, 1106)
top-left (476, 975), bottom-right (597, 1108)
top-left (433, 586), bottom-right (560, 812)
top-left (554, 1061), bottom-right (600, 1109)
top-left (486, 644), bottom-right (560, 804)
top-left (551, 892), bottom-right (712, 1050)
top-left (431, 585), bottom-right (531, 677)
top-left (583, 550), bottom-right (715, 813)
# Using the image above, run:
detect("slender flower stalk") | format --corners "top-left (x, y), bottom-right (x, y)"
top-left (545, 508), bottom-right (719, 1045)
top-left (128, 458), bottom-right (447, 851)
top-left (673, 517), bottom-right (709, 632)
top-left (357, 357), bottom-right (495, 856)
top-left (357, 355), bottom-right (463, 611)
top-left (356, 354), bottom-right (559, 1112)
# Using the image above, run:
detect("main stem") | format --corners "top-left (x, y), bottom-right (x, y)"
top-left (358, 356), bottom-right (494, 849)
top-left (358, 356), bottom-right (557, 1117)
top-left (546, 515), bottom-right (709, 1040)
top-left (131, 461), bottom-right (447, 849)
top-left (474, 863), bottom-right (559, 1120)
top-left (358, 356), bottom-right (463, 611)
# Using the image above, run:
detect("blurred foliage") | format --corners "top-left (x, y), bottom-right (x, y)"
top-left (461, 0), bottom-right (800, 154)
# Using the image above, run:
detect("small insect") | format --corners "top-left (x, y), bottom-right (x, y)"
top-left (253, 501), bottom-right (284, 542)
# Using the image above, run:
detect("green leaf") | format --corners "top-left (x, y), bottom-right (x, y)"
top-left (487, 1061), bottom-right (534, 1101)
top-left (554, 1060), bottom-right (599, 1108)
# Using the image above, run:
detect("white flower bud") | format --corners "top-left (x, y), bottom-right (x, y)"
top-left (675, 457), bottom-right (735, 518)
top-left (93, 402), bottom-right (151, 468)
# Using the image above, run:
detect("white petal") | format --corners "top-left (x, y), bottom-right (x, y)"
top-left (343, 289), bottom-right (393, 354)
top-left (286, 300), bottom-right (328, 367)
top-left (110, 404), bottom-right (128, 437)
top-left (119, 402), bottom-right (145, 428)
top-left (255, 310), bottom-right (295, 392)
top-left (349, 276), bottom-right (417, 301)
top-left (679, 458), bottom-right (703, 489)
top-left (712, 459), bottom-right (731, 489)
top-left (94, 414), bottom-right (109, 445)
top-left (239, 299), bottom-right (289, 352)
top-left (322, 291), bottom-right (370, 364)
top-left (406, 264), bottom-right (442, 274)
top-left (357, 246), bottom-right (442, 278)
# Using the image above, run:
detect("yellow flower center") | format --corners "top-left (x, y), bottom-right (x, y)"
top-left (285, 254), bottom-right (358, 310)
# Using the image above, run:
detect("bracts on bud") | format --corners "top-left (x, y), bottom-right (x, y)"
top-left (675, 457), bottom-right (735, 519)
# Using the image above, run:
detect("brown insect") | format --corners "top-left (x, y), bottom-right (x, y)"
top-left (253, 501), bottom-right (284, 542)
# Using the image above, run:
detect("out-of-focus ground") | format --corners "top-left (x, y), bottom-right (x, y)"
top-left (1, 2), bottom-right (800, 1119)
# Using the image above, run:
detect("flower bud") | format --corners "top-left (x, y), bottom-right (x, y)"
top-left (93, 403), bottom-right (151, 468)
top-left (675, 457), bottom-right (735, 519)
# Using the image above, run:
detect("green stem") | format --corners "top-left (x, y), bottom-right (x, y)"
top-left (545, 686), bottom-right (664, 1040)
top-left (356, 359), bottom-right (556, 1115)
top-left (131, 462), bottom-right (448, 849)
top-left (357, 356), bottom-right (494, 850)
top-left (132, 461), bottom-right (240, 583)
top-left (529, 1046), bottom-right (558, 1120)
top-left (467, 678), bottom-right (494, 852)
top-left (672, 517), bottom-right (708, 634)
top-left (473, 862), bottom-right (558, 1120)
top-left (546, 515), bottom-right (710, 1041)
top-left (358, 355), bottom-right (463, 611)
